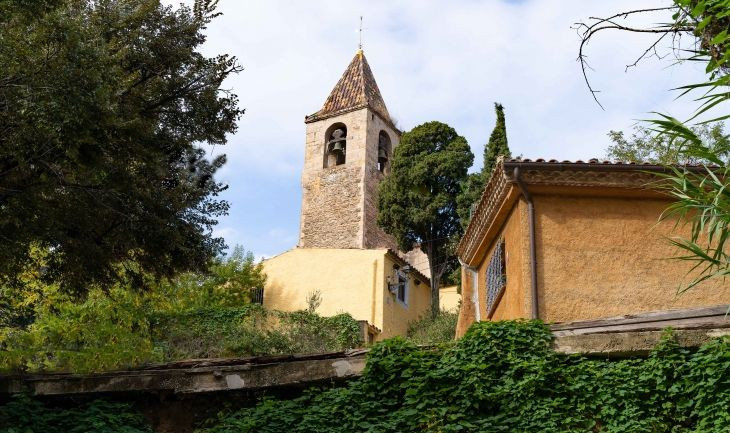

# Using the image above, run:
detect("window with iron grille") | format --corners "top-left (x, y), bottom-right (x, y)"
top-left (486, 239), bottom-right (506, 317)
top-left (251, 287), bottom-right (264, 305)
top-left (396, 271), bottom-right (407, 304)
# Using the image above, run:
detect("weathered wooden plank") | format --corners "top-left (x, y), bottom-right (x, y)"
top-left (552, 315), bottom-right (730, 337)
top-left (549, 305), bottom-right (729, 331)
top-left (4, 307), bottom-right (730, 398)
top-left (553, 327), bottom-right (730, 357)
top-left (0, 352), bottom-right (368, 396)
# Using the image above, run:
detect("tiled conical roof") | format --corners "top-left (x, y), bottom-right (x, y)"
top-left (306, 50), bottom-right (392, 124)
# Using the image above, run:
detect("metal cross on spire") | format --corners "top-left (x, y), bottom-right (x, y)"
top-left (359, 16), bottom-right (364, 50)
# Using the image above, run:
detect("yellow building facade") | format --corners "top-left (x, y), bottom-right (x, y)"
top-left (455, 158), bottom-right (730, 337)
top-left (439, 285), bottom-right (461, 312)
top-left (262, 50), bottom-right (433, 341)
top-left (263, 248), bottom-right (431, 341)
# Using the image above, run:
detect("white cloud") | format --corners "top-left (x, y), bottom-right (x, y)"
top-left (163, 0), bottom-right (707, 257)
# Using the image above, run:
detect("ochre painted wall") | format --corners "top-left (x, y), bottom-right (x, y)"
top-left (439, 285), bottom-right (461, 312)
top-left (534, 194), bottom-right (730, 323)
top-left (476, 202), bottom-right (530, 321)
top-left (263, 248), bottom-right (431, 340)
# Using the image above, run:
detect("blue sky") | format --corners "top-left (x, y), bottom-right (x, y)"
top-left (165, 0), bottom-right (707, 259)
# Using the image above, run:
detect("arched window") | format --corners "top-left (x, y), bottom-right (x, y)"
top-left (377, 131), bottom-right (391, 173)
top-left (324, 123), bottom-right (347, 168)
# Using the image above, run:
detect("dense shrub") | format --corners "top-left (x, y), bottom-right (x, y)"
top-left (0, 396), bottom-right (152, 433)
top-left (200, 320), bottom-right (730, 433)
top-left (0, 304), bottom-right (362, 373)
top-left (0, 245), bottom-right (362, 373)
top-left (406, 309), bottom-right (458, 345)
top-left (0, 286), bottom-right (163, 373)
top-left (152, 306), bottom-right (362, 360)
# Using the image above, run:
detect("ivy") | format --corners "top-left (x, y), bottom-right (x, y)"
top-left (4, 321), bottom-right (730, 431)
top-left (0, 396), bottom-right (152, 433)
top-left (201, 321), bottom-right (730, 433)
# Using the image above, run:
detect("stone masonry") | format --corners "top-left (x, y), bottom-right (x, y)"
top-left (299, 107), bottom-right (398, 250)
top-left (298, 50), bottom-right (400, 250)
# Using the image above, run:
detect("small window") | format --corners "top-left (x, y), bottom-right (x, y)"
top-left (324, 123), bottom-right (347, 168)
top-left (389, 264), bottom-right (408, 306)
top-left (397, 271), bottom-right (407, 304)
top-left (485, 239), bottom-right (506, 317)
top-left (251, 287), bottom-right (264, 305)
top-left (377, 131), bottom-right (391, 173)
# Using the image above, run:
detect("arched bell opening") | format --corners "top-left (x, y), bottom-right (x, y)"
top-left (377, 130), bottom-right (391, 173)
top-left (324, 123), bottom-right (347, 168)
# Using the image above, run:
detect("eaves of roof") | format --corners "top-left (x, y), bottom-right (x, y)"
top-left (456, 157), bottom-right (716, 265)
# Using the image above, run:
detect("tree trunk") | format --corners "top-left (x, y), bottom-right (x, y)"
top-left (426, 243), bottom-right (439, 319)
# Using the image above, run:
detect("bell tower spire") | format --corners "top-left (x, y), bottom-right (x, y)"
top-left (298, 50), bottom-right (400, 250)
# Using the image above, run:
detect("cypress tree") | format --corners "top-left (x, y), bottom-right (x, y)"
top-left (482, 103), bottom-right (510, 178)
top-left (456, 103), bottom-right (510, 230)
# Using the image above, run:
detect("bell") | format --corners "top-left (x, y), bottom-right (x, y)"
top-left (378, 147), bottom-right (388, 162)
top-left (331, 141), bottom-right (344, 153)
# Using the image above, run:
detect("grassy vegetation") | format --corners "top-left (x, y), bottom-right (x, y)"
top-left (406, 309), bottom-right (458, 345)
top-left (151, 306), bottom-right (362, 361)
top-left (0, 302), bottom-right (362, 373)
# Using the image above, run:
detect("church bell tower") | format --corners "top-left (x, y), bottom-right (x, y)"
top-left (298, 49), bottom-right (399, 250)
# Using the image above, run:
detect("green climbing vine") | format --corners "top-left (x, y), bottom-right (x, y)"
top-left (0, 397), bottom-right (153, 433)
top-left (3, 321), bottom-right (730, 432)
top-left (200, 320), bottom-right (730, 433)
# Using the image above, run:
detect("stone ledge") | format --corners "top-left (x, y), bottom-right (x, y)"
top-left (0, 350), bottom-right (368, 397)
top-left (2, 306), bottom-right (728, 397)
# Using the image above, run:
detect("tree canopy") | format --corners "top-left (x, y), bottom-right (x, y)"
top-left (377, 121), bottom-right (473, 317)
top-left (0, 0), bottom-right (242, 294)
top-left (606, 123), bottom-right (730, 165)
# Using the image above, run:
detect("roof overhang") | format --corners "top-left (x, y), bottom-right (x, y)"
top-left (386, 249), bottom-right (431, 286)
top-left (456, 158), bottom-right (712, 265)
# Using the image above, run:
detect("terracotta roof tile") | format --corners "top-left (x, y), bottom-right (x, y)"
top-left (305, 50), bottom-right (392, 124)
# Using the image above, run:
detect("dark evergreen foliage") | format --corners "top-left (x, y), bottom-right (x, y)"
top-left (377, 121), bottom-right (473, 317)
top-left (483, 103), bottom-right (510, 177)
top-left (0, 0), bottom-right (242, 295)
top-left (0, 397), bottom-right (153, 432)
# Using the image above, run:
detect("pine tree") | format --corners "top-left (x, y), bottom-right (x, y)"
top-left (377, 122), bottom-right (473, 318)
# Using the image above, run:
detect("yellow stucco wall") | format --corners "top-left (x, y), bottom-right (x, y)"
top-left (476, 201), bottom-right (530, 321)
top-left (535, 193), bottom-right (730, 323)
top-left (263, 248), bottom-right (431, 340)
top-left (380, 254), bottom-right (432, 338)
top-left (439, 285), bottom-right (461, 312)
top-left (458, 191), bottom-right (730, 331)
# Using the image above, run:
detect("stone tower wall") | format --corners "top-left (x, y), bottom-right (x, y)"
top-left (362, 111), bottom-right (399, 250)
top-left (298, 108), bottom-right (399, 249)
top-left (299, 110), bottom-right (367, 248)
